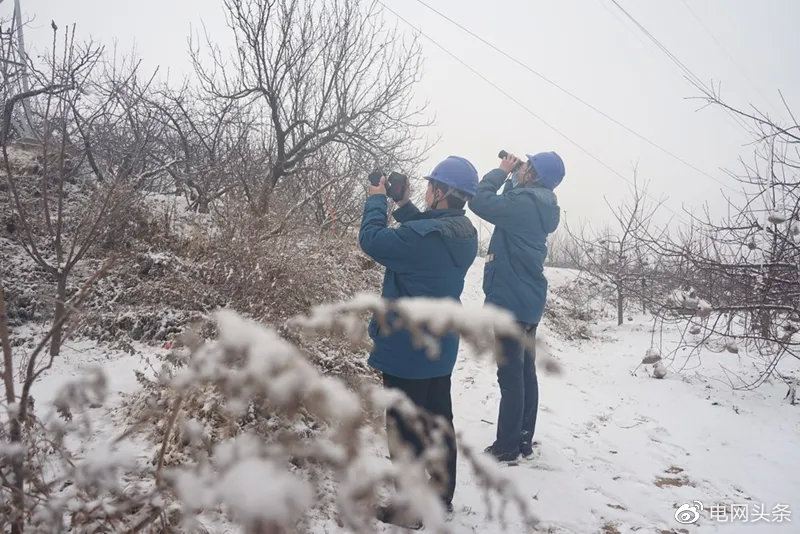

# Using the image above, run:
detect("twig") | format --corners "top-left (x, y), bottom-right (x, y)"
top-left (0, 283), bottom-right (16, 404)
top-left (155, 394), bottom-right (184, 484)
top-left (23, 257), bottom-right (116, 396)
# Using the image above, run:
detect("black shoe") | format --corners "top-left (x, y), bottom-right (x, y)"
top-left (376, 504), bottom-right (423, 530)
top-left (519, 440), bottom-right (540, 458)
top-left (484, 444), bottom-right (520, 462)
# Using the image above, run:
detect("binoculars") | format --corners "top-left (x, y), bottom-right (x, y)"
top-left (498, 150), bottom-right (523, 172)
top-left (368, 169), bottom-right (408, 202)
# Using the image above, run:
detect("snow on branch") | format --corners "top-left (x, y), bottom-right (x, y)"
top-left (293, 293), bottom-right (562, 374)
top-left (133, 306), bottom-right (545, 531)
top-left (4, 291), bottom-right (552, 531)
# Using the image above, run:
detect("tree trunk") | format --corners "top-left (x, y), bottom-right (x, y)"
top-left (255, 168), bottom-right (284, 216)
top-left (254, 187), bottom-right (272, 217)
top-left (759, 310), bottom-right (771, 339)
top-left (641, 278), bottom-right (646, 314)
top-left (197, 196), bottom-right (210, 214)
top-left (1, 284), bottom-right (25, 534)
top-left (49, 272), bottom-right (67, 357)
top-left (9, 416), bottom-right (24, 534)
top-left (616, 284), bottom-right (624, 326)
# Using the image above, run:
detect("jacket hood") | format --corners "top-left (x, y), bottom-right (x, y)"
top-left (512, 186), bottom-right (560, 234)
top-left (531, 187), bottom-right (560, 234)
top-left (405, 213), bottom-right (478, 267)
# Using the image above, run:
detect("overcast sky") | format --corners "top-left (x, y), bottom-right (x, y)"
top-left (5, 0), bottom-right (799, 230)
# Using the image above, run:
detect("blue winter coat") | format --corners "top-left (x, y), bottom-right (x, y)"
top-left (468, 169), bottom-right (561, 325)
top-left (359, 195), bottom-right (478, 379)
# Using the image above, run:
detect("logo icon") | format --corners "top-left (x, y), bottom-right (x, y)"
top-left (675, 501), bottom-right (704, 524)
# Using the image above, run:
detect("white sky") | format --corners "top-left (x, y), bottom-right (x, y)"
top-left (5, 0), bottom-right (799, 230)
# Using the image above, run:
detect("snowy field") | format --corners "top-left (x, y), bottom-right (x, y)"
top-left (442, 261), bottom-right (800, 533)
top-left (28, 259), bottom-right (800, 533)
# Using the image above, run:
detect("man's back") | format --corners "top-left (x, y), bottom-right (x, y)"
top-left (359, 195), bottom-right (478, 379)
top-left (468, 152), bottom-right (565, 462)
top-left (469, 169), bottom-right (560, 324)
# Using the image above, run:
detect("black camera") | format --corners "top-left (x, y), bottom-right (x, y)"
top-left (498, 150), bottom-right (523, 172)
top-left (368, 169), bottom-right (408, 202)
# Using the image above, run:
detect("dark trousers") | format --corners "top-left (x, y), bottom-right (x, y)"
top-left (382, 373), bottom-right (457, 504)
top-left (493, 323), bottom-right (538, 454)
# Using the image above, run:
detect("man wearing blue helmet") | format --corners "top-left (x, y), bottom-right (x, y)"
top-left (359, 156), bottom-right (479, 525)
top-left (468, 150), bottom-right (564, 462)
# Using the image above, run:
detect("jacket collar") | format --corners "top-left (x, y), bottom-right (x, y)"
top-left (515, 181), bottom-right (550, 191)
top-left (417, 208), bottom-right (466, 219)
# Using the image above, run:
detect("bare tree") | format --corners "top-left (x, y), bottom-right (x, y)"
top-left (566, 174), bottom-right (665, 325)
top-left (148, 85), bottom-right (259, 212)
top-left (277, 142), bottom-right (380, 234)
top-left (1, 263), bottom-right (111, 533)
top-left (191, 0), bottom-right (429, 215)
top-left (1, 25), bottom-right (164, 356)
top-left (641, 87), bottom-right (800, 391)
top-left (545, 225), bottom-right (581, 269)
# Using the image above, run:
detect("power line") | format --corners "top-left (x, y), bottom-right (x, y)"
top-left (377, 1), bottom-right (689, 222)
top-left (609, 0), bottom-right (704, 86)
top-left (607, 0), bottom-right (754, 134)
top-left (409, 0), bottom-right (733, 193)
top-left (678, 0), bottom-right (777, 115)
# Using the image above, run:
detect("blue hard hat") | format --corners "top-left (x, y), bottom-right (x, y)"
top-left (424, 156), bottom-right (479, 198)
top-left (527, 151), bottom-right (565, 190)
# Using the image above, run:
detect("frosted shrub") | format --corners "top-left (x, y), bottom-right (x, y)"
top-left (3, 297), bottom-right (556, 532)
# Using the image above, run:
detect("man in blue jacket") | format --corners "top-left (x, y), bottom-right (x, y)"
top-left (468, 151), bottom-right (564, 462)
top-left (359, 156), bottom-right (479, 521)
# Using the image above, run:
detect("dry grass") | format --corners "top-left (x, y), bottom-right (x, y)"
top-left (654, 465), bottom-right (694, 488)
top-left (654, 476), bottom-right (693, 488)
top-left (600, 521), bottom-right (621, 534)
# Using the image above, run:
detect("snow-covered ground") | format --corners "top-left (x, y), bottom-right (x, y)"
top-left (24, 259), bottom-right (799, 533)
top-left (442, 260), bottom-right (800, 533)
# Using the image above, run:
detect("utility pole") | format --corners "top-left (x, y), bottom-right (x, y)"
top-left (9, 0), bottom-right (35, 138)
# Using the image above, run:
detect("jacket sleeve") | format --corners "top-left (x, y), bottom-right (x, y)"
top-left (392, 201), bottom-right (422, 223)
top-left (359, 195), bottom-right (420, 271)
top-left (468, 168), bottom-right (521, 228)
